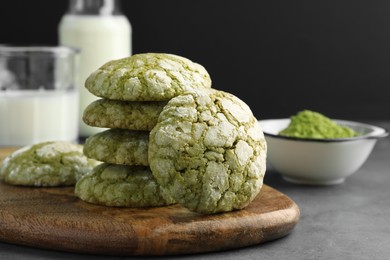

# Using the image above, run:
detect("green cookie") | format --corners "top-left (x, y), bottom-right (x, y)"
top-left (75, 163), bottom-right (176, 207)
top-left (83, 99), bottom-right (166, 131)
top-left (0, 141), bottom-right (99, 187)
top-left (148, 89), bottom-right (267, 214)
top-left (85, 53), bottom-right (212, 101)
top-left (83, 129), bottom-right (149, 166)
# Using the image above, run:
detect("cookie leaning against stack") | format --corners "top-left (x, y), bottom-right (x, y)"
top-left (149, 88), bottom-right (267, 214)
top-left (76, 53), bottom-right (212, 207)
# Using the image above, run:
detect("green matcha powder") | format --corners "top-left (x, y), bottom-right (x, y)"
top-left (279, 110), bottom-right (359, 139)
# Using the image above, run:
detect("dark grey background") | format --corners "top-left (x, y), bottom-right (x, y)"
top-left (1, 0), bottom-right (389, 120)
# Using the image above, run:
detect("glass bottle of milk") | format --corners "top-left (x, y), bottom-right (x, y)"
top-left (58, 0), bottom-right (131, 138)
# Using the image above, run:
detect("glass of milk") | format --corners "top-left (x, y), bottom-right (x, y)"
top-left (0, 46), bottom-right (79, 146)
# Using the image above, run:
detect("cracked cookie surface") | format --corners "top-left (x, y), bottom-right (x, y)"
top-left (85, 53), bottom-right (212, 101)
top-left (148, 89), bottom-right (267, 214)
top-left (83, 129), bottom-right (149, 166)
top-left (83, 99), bottom-right (166, 131)
top-left (0, 141), bottom-right (100, 187)
top-left (75, 163), bottom-right (176, 207)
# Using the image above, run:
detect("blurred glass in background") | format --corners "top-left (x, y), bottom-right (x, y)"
top-left (0, 46), bottom-right (79, 146)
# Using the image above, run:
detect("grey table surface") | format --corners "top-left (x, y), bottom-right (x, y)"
top-left (0, 121), bottom-right (389, 260)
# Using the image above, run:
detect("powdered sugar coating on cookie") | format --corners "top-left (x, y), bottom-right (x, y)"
top-left (75, 163), bottom-right (176, 207)
top-left (83, 99), bottom-right (166, 131)
top-left (0, 141), bottom-right (100, 187)
top-left (85, 53), bottom-right (212, 101)
top-left (83, 129), bottom-right (149, 166)
top-left (148, 89), bottom-right (267, 214)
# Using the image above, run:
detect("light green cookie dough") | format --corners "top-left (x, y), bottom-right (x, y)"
top-left (83, 99), bottom-right (167, 131)
top-left (85, 53), bottom-right (212, 101)
top-left (0, 141), bottom-right (100, 187)
top-left (148, 89), bottom-right (267, 214)
top-left (75, 163), bottom-right (176, 207)
top-left (83, 129), bottom-right (149, 166)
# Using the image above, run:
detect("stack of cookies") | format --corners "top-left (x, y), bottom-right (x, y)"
top-left (74, 53), bottom-right (212, 207)
top-left (1, 53), bottom-right (268, 214)
top-left (75, 52), bottom-right (267, 215)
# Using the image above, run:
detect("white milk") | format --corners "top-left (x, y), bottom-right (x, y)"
top-left (58, 14), bottom-right (131, 137)
top-left (0, 90), bottom-right (78, 146)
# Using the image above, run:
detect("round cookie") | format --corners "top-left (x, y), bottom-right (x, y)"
top-left (83, 129), bottom-right (149, 166)
top-left (85, 53), bottom-right (212, 101)
top-left (148, 89), bottom-right (267, 214)
top-left (0, 141), bottom-right (100, 187)
top-left (75, 163), bottom-right (176, 207)
top-left (83, 99), bottom-right (166, 131)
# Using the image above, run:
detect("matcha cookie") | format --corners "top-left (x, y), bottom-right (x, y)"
top-left (83, 99), bottom-right (166, 131)
top-left (148, 89), bottom-right (267, 214)
top-left (75, 163), bottom-right (176, 207)
top-left (85, 53), bottom-right (212, 101)
top-left (83, 129), bottom-right (149, 166)
top-left (0, 141), bottom-right (100, 187)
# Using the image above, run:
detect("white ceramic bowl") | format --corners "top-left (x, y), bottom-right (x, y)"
top-left (259, 119), bottom-right (388, 185)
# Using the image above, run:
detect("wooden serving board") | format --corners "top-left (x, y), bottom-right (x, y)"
top-left (0, 147), bottom-right (300, 256)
